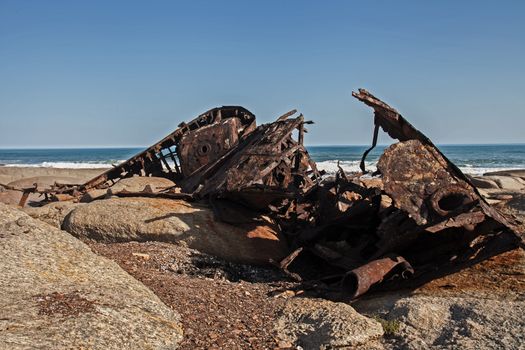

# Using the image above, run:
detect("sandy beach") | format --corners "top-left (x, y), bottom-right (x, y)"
top-left (0, 166), bottom-right (107, 185)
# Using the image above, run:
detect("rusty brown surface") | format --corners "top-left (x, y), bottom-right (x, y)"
top-left (343, 255), bottom-right (413, 298)
top-left (181, 112), bottom-right (321, 203)
top-left (82, 106), bottom-right (256, 191)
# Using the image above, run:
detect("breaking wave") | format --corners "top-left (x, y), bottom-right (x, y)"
top-left (315, 160), bottom-right (377, 175)
top-left (2, 161), bottom-right (119, 169)
top-left (2, 159), bottom-right (524, 176)
top-left (314, 160), bottom-right (524, 176)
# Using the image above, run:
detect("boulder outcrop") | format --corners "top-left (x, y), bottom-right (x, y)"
top-left (0, 203), bottom-right (183, 349)
top-left (274, 297), bottom-right (384, 349)
top-left (63, 197), bottom-right (288, 265)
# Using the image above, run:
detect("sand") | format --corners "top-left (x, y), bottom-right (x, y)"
top-left (0, 166), bottom-right (107, 185)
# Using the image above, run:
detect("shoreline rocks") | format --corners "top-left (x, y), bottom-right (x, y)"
top-left (0, 203), bottom-right (183, 349)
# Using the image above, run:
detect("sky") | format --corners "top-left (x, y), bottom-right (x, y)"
top-left (0, 0), bottom-right (524, 148)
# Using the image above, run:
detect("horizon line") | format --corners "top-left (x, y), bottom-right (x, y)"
top-left (1, 142), bottom-right (525, 150)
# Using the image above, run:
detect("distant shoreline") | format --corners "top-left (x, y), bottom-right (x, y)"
top-left (1, 144), bottom-right (524, 177)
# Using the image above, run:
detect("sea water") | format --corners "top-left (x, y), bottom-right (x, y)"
top-left (0, 144), bottom-right (524, 176)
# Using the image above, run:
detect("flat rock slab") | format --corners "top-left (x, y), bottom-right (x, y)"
top-left (484, 175), bottom-right (525, 191)
top-left (274, 297), bottom-right (384, 349)
top-left (0, 203), bottom-right (183, 349)
top-left (63, 197), bottom-right (289, 265)
top-left (484, 169), bottom-right (525, 179)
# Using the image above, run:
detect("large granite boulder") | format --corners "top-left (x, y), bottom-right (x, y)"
top-left (274, 298), bottom-right (384, 349)
top-left (62, 197), bottom-right (288, 265)
top-left (0, 203), bottom-right (183, 349)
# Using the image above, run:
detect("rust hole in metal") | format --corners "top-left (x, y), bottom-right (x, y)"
top-left (438, 193), bottom-right (470, 212)
top-left (430, 186), bottom-right (476, 217)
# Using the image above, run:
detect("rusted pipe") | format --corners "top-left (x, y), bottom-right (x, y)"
top-left (430, 185), bottom-right (476, 217)
top-left (342, 255), bottom-right (413, 298)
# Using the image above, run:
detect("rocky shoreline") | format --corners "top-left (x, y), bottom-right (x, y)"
top-left (1, 167), bottom-right (524, 349)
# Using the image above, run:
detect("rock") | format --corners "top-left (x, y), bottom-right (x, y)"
top-left (274, 298), bottom-right (384, 349)
top-left (506, 193), bottom-right (525, 214)
top-left (22, 201), bottom-right (84, 228)
top-left (132, 252), bottom-right (150, 260)
top-left (7, 175), bottom-right (83, 190)
top-left (360, 177), bottom-right (384, 190)
top-left (492, 193), bottom-right (514, 200)
top-left (353, 248), bottom-right (525, 350)
top-left (470, 176), bottom-right (499, 189)
top-left (0, 203), bottom-right (183, 349)
top-left (485, 198), bottom-right (502, 205)
top-left (80, 188), bottom-right (108, 203)
top-left (109, 176), bottom-right (176, 193)
top-left (484, 169), bottom-right (525, 179)
top-left (355, 294), bottom-right (525, 349)
top-left (485, 175), bottom-right (525, 191)
top-left (0, 190), bottom-right (26, 206)
top-left (62, 197), bottom-right (288, 265)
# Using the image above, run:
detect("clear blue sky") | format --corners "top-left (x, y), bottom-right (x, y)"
top-left (1, 0), bottom-right (523, 147)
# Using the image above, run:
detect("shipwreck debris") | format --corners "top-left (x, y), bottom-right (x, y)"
top-left (7, 90), bottom-right (522, 299)
top-left (342, 254), bottom-right (413, 299)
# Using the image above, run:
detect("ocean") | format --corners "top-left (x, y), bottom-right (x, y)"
top-left (0, 144), bottom-right (524, 176)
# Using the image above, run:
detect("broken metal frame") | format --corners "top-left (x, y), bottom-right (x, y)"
top-left (353, 88), bottom-right (519, 234)
top-left (82, 106), bottom-right (256, 191)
